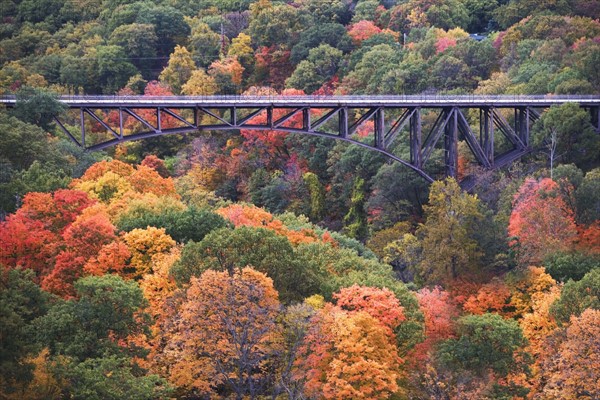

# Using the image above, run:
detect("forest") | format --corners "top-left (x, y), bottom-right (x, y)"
top-left (1, 0), bottom-right (600, 398)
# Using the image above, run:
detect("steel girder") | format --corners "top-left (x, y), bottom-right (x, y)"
top-left (45, 103), bottom-right (547, 183)
top-left (3, 94), bottom-right (598, 184)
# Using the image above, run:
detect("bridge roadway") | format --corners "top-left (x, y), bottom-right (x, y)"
top-left (2, 94), bottom-right (600, 108)
top-left (2, 94), bottom-right (599, 184)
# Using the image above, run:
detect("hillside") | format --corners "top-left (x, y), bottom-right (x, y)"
top-left (1, 0), bottom-right (600, 399)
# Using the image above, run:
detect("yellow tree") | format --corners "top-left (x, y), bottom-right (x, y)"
top-left (507, 266), bottom-right (558, 317)
top-left (134, 248), bottom-right (181, 372)
top-left (122, 227), bottom-right (176, 279)
top-left (167, 268), bottom-right (282, 398)
top-left (228, 33), bottom-right (255, 78)
top-left (296, 304), bottom-right (402, 400)
top-left (72, 170), bottom-right (132, 204)
top-left (181, 69), bottom-right (218, 95)
top-left (139, 248), bottom-right (180, 320)
top-left (159, 45), bottom-right (196, 94)
top-left (539, 308), bottom-right (600, 398)
top-left (518, 285), bottom-right (561, 395)
top-left (415, 178), bottom-right (483, 285)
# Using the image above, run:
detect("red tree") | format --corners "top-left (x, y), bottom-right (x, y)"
top-left (14, 190), bottom-right (95, 233)
top-left (333, 285), bottom-right (405, 337)
top-left (409, 286), bottom-right (459, 365)
top-left (508, 178), bottom-right (578, 265)
top-left (348, 20), bottom-right (382, 44)
top-left (0, 216), bottom-right (59, 280)
top-left (141, 155), bottom-right (170, 178)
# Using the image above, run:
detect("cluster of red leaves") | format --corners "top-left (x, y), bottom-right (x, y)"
top-left (508, 178), bottom-right (578, 265)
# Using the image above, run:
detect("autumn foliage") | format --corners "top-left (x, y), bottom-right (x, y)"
top-left (411, 286), bottom-right (459, 364)
top-left (295, 303), bottom-right (402, 400)
top-left (348, 20), bottom-right (383, 44)
top-left (167, 267), bottom-right (281, 397)
top-left (334, 285), bottom-right (405, 337)
top-left (508, 178), bottom-right (578, 265)
top-left (216, 204), bottom-right (334, 246)
top-left (3, 0), bottom-right (600, 395)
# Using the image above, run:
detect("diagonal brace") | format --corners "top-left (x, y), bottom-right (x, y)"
top-left (456, 108), bottom-right (491, 168)
top-left (83, 108), bottom-right (120, 139)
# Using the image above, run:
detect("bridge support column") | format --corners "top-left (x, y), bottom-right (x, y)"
top-left (481, 107), bottom-right (494, 166)
top-left (591, 106), bottom-right (600, 133)
top-left (444, 108), bottom-right (458, 178)
top-left (339, 107), bottom-right (348, 138)
top-left (303, 108), bottom-right (310, 131)
top-left (516, 107), bottom-right (530, 147)
top-left (410, 107), bottom-right (422, 168)
top-left (80, 109), bottom-right (85, 147)
top-left (375, 108), bottom-right (385, 149)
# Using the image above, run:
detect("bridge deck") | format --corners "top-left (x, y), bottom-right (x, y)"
top-left (2, 94), bottom-right (600, 108)
top-left (2, 94), bottom-right (598, 186)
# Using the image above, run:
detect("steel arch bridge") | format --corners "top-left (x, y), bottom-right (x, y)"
top-left (2, 94), bottom-right (599, 184)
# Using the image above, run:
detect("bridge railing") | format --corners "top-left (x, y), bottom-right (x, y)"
top-left (2, 94), bottom-right (600, 103)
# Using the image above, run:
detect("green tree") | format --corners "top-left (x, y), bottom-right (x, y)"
top-left (367, 163), bottom-right (429, 230)
top-left (136, 4), bottom-right (189, 58)
top-left (11, 87), bottom-right (66, 131)
top-left (116, 206), bottom-right (229, 244)
top-left (570, 40), bottom-right (600, 90)
top-left (286, 44), bottom-right (343, 93)
top-left (17, 0), bottom-right (67, 27)
top-left (494, 0), bottom-right (572, 29)
top-left (551, 268), bottom-right (600, 325)
top-left (290, 23), bottom-right (353, 65)
top-left (303, 172), bottom-right (325, 222)
top-left (339, 43), bottom-right (403, 94)
top-left (33, 275), bottom-right (150, 360)
top-left (96, 45), bottom-right (138, 94)
top-left (533, 103), bottom-right (600, 168)
top-left (159, 45), bottom-right (196, 94)
top-left (171, 227), bottom-right (323, 303)
top-left (187, 20), bottom-right (221, 68)
top-left (415, 178), bottom-right (484, 285)
top-left (352, 0), bottom-right (380, 22)
top-left (544, 251), bottom-right (600, 283)
top-left (576, 168), bottom-right (600, 225)
top-left (425, 0), bottom-right (471, 30)
top-left (0, 267), bottom-right (49, 395)
top-left (247, 170), bottom-right (292, 214)
top-left (295, 0), bottom-right (349, 24)
top-left (464, 0), bottom-right (499, 33)
top-left (59, 54), bottom-right (96, 93)
top-left (0, 113), bottom-right (58, 171)
top-left (1, 161), bottom-right (70, 210)
top-left (248, 0), bottom-right (303, 48)
top-left (431, 55), bottom-right (472, 91)
top-left (30, 274), bottom-right (171, 398)
top-left (446, 38), bottom-right (497, 83)
top-left (437, 313), bottom-right (528, 377)
top-left (59, 356), bottom-right (172, 400)
top-left (343, 177), bottom-right (368, 241)
top-left (109, 23), bottom-right (158, 79)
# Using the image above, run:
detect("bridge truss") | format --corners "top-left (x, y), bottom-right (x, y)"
top-left (2, 95), bottom-right (599, 184)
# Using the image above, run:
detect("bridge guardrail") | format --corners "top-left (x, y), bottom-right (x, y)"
top-left (2, 94), bottom-right (600, 103)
